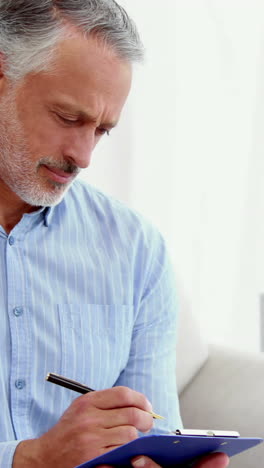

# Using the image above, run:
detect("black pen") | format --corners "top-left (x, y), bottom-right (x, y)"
top-left (46, 372), bottom-right (164, 420)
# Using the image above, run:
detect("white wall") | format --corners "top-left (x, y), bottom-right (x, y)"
top-left (80, 1), bottom-right (264, 353)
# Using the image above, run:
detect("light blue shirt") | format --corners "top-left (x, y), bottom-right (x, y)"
top-left (0, 179), bottom-right (182, 466)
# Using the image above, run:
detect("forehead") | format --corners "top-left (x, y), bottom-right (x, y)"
top-left (16, 33), bottom-right (132, 124)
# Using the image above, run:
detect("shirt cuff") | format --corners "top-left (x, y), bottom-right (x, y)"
top-left (0, 441), bottom-right (21, 467)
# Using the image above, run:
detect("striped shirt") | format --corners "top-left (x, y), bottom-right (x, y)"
top-left (0, 179), bottom-right (182, 466)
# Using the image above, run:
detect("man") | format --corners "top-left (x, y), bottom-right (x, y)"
top-left (0, 1), bottom-right (229, 467)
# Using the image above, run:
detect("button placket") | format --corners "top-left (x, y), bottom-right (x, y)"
top-left (6, 230), bottom-right (32, 439)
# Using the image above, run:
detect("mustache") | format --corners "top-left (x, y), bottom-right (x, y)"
top-left (38, 157), bottom-right (81, 176)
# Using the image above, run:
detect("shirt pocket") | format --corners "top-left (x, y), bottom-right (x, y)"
top-left (57, 304), bottom-right (133, 392)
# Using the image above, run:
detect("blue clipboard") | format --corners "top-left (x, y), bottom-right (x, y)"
top-left (75, 433), bottom-right (263, 467)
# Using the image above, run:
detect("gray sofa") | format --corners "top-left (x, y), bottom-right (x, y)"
top-left (176, 306), bottom-right (264, 468)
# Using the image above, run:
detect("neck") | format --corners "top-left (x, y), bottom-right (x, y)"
top-left (0, 183), bottom-right (38, 234)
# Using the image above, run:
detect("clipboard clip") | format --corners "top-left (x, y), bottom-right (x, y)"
top-left (174, 429), bottom-right (240, 438)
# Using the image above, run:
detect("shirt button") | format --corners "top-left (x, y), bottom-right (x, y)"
top-left (13, 307), bottom-right (24, 317)
top-left (15, 379), bottom-right (26, 390)
top-left (9, 236), bottom-right (15, 246)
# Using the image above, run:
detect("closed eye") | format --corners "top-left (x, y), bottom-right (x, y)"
top-left (96, 127), bottom-right (110, 137)
top-left (57, 114), bottom-right (79, 126)
top-left (56, 114), bottom-right (110, 135)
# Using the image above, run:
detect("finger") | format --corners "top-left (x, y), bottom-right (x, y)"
top-left (193, 452), bottom-right (230, 468)
top-left (101, 407), bottom-right (153, 433)
top-left (97, 425), bottom-right (139, 448)
top-left (83, 386), bottom-right (153, 412)
top-left (96, 466), bottom-right (114, 468)
top-left (131, 456), bottom-right (161, 468)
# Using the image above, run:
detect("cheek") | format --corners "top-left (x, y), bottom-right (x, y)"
top-left (22, 116), bottom-right (64, 157)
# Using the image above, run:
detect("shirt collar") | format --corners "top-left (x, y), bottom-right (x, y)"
top-left (27, 205), bottom-right (56, 228)
top-left (43, 206), bottom-right (56, 227)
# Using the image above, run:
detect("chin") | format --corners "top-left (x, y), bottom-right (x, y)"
top-left (19, 184), bottom-right (70, 208)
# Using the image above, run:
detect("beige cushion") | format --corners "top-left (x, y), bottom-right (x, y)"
top-left (180, 344), bottom-right (264, 468)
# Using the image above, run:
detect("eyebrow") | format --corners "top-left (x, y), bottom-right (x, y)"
top-left (53, 102), bottom-right (118, 129)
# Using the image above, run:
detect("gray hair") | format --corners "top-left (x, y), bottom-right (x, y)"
top-left (0, 0), bottom-right (144, 81)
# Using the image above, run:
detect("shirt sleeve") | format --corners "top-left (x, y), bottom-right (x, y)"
top-left (114, 228), bottom-right (183, 434)
top-left (0, 441), bottom-right (21, 467)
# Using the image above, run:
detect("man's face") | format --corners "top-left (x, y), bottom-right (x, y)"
top-left (0, 33), bottom-right (132, 207)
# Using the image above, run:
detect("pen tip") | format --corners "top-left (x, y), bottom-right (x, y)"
top-left (150, 411), bottom-right (165, 420)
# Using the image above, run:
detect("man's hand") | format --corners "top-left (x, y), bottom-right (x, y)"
top-left (120, 453), bottom-right (230, 468)
top-left (12, 386), bottom-right (154, 468)
top-left (97, 453), bottom-right (230, 468)
top-left (124, 453), bottom-right (230, 468)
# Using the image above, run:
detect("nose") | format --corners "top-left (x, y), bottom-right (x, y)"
top-left (63, 127), bottom-right (96, 169)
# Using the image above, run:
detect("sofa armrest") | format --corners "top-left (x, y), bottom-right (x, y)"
top-left (179, 344), bottom-right (264, 468)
